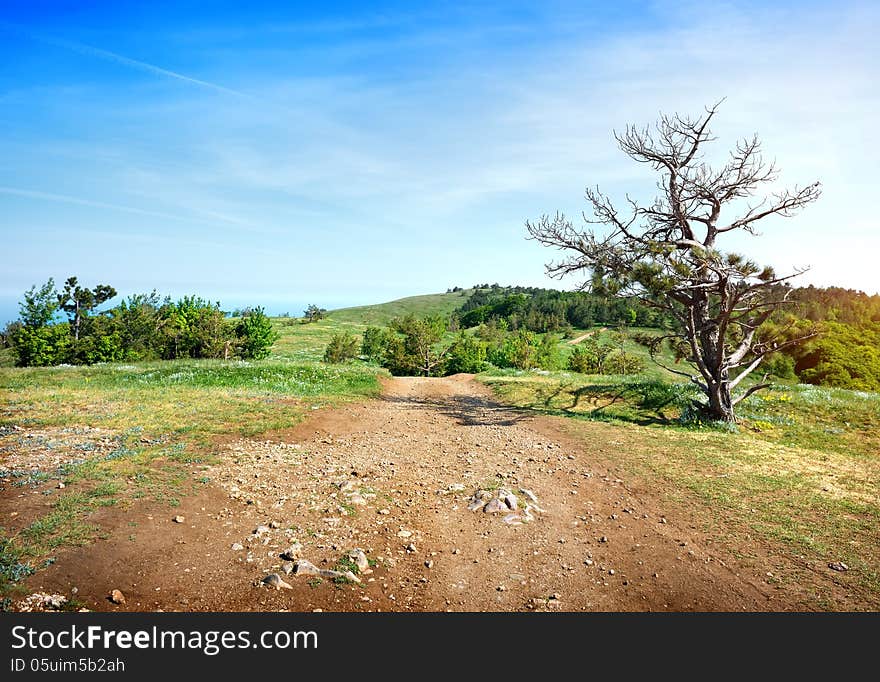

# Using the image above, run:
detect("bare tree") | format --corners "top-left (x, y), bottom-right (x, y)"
top-left (526, 102), bottom-right (821, 422)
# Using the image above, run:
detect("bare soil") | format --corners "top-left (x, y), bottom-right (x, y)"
top-left (11, 375), bottom-right (821, 611)
top-left (566, 328), bottom-right (607, 345)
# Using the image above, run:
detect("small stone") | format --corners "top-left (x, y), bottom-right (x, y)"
top-left (348, 493), bottom-right (368, 506)
top-left (280, 543), bottom-right (303, 561)
top-left (584, 559), bottom-right (594, 566)
top-left (293, 559), bottom-right (322, 576)
top-left (467, 498), bottom-right (487, 512)
top-left (397, 530), bottom-right (413, 538)
top-left (828, 561), bottom-right (849, 572)
top-left (425, 559), bottom-right (434, 568)
top-left (281, 562), bottom-right (295, 575)
top-left (599, 536), bottom-right (608, 543)
top-left (483, 498), bottom-right (507, 514)
top-left (231, 543), bottom-right (244, 551)
top-left (520, 488), bottom-right (539, 504)
top-left (269, 521), bottom-right (281, 529)
top-left (503, 514), bottom-right (522, 525)
top-left (57, 482), bottom-right (65, 489)
top-left (254, 525), bottom-right (271, 536)
top-left (262, 573), bottom-right (293, 590)
top-left (659, 517), bottom-right (667, 524)
top-left (503, 493), bottom-right (518, 511)
top-left (347, 549), bottom-right (370, 573)
top-left (405, 543), bottom-right (417, 553)
top-left (109, 589), bottom-right (125, 604)
top-left (497, 585), bottom-right (506, 591)
top-left (341, 571), bottom-right (362, 584)
top-left (378, 508), bottom-right (390, 515)
top-left (172, 515), bottom-right (185, 524)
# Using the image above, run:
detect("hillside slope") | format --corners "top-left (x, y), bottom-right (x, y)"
top-left (330, 290), bottom-right (474, 325)
top-left (271, 289), bottom-right (474, 361)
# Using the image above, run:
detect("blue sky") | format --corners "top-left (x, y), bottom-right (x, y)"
top-left (1, 0), bottom-right (878, 324)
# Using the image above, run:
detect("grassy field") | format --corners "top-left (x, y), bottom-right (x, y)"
top-left (271, 289), bottom-right (475, 361)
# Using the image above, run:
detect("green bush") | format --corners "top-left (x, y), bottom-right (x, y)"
top-left (159, 297), bottom-right (232, 360)
top-left (388, 314), bottom-right (447, 376)
top-left (324, 332), bottom-right (359, 363)
top-left (361, 326), bottom-right (390, 363)
top-left (444, 333), bottom-right (488, 374)
top-left (535, 333), bottom-right (563, 370)
top-left (567, 337), bottom-right (614, 374)
top-left (603, 349), bottom-right (645, 375)
top-left (235, 307), bottom-right (278, 359)
top-left (11, 323), bottom-right (73, 367)
top-left (114, 292), bottom-right (163, 360)
top-left (487, 329), bottom-right (536, 369)
top-left (763, 353), bottom-right (797, 380)
top-left (73, 316), bottom-right (125, 364)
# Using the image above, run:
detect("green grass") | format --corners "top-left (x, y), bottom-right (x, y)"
top-left (1, 359), bottom-right (383, 444)
top-left (331, 290), bottom-right (474, 326)
top-left (0, 347), bottom-right (14, 369)
top-left (0, 484), bottom-right (120, 595)
top-left (270, 289), bottom-right (475, 362)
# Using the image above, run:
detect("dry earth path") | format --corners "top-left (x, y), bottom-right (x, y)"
top-left (17, 375), bottom-right (790, 611)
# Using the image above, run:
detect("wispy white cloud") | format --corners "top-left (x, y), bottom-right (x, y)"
top-left (0, 186), bottom-right (252, 228)
top-left (0, 21), bottom-right (249, 97)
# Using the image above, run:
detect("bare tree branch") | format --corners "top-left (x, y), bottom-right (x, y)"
top-left (525, 102), bottom-right (821, 421)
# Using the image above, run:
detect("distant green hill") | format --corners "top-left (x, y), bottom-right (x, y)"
top-left (271, 289), bottom-right (475, 362)
top-left (330, 289), bottom-right (474, 325)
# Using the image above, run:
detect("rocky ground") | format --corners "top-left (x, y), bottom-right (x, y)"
top-left (7, 375), bottom-right (806, 611)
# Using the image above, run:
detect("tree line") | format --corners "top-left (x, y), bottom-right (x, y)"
top-left (454, 285), bottom-right (667, 332)
top-left (323, 313), bottom-right (644, 377)
top-left (777, 286), bottom-right (880, 391)
top-left (2, 277), bottom-right (278, 366)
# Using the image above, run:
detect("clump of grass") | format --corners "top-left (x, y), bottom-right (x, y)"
top-left (331, 554), bottom-right (363, 586)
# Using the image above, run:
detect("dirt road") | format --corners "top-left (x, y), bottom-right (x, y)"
top-left (20, 375), bottom-right (788, 611)
top-left (566, 327), bottom-right (607, 345)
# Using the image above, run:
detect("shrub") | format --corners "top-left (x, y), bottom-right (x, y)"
top-left (114, 292), bottom-right (163, 360)
top-left (604, 349), bottom-right (645, 375)
top-left (388, 315), bottom-right (447, 376)
top-left (159, 297), bottom-right (233, 359)
top-left (763, 353), bottom-right (797, 380)
top-left (73, 316), bottom-right (125, 364)
top-left (235, 307), bottom-right (278, 359)
top-left (361, 326), bottom-right (390, 363)
top-left (11, 323), bottom-right (73, 366)
top-left (535, 333), bottom-right (563, 370)
top-left (324, 332), bottom-right (359, 363)
top-left (567, 337), bottom-right (613, 374)
top-left (444, 334), bottom-right (488, 374)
